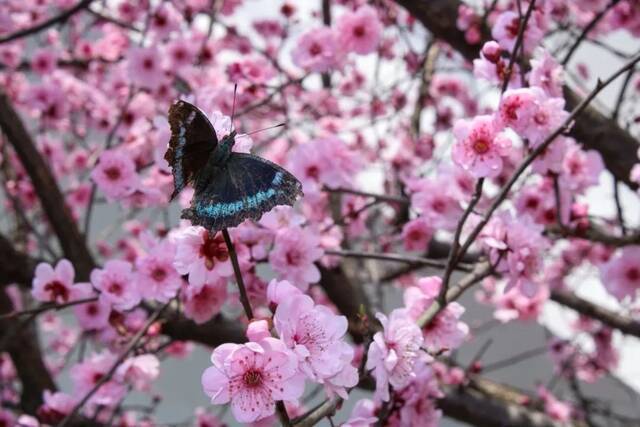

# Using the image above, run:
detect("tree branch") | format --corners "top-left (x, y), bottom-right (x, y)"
top-left (0, 92), bottom-right (96, 280)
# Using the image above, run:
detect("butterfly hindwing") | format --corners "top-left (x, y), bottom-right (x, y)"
top-left (166, 100), bottom-right (218, 200)
top-left (181, 152), bottom-right (303, 231)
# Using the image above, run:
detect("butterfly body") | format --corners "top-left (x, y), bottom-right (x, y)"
top-left (166, 100), bottom-right (303, 232)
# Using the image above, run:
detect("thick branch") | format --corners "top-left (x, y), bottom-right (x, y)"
top-left (0, 92), bottom-right (95, 280)
top-left (0, 290), bottom-right (56, 414)
top-left (0, 233), bottom-right (38, 287)
top-left (394, 0), bottom-right (639, 189)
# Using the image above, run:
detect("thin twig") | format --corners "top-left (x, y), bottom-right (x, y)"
top-left (0, 296), bottom-right (98, 320)
top-left (324, 249), bottom-right (472, 272)
top-left (323, 187), bottom-right (409, 205)
top-left (221, 229), bottom-right (254, 320)
top-left (501, 0), bottom-right (536, 94)
top-left (438, 179), bottom-right (484, 304)
top-left (0, 0), bottom-right (94, 44)
top-left (57, 301), bottom-right (169, 427)
top-left (562, 0), bottom-right (621, 66)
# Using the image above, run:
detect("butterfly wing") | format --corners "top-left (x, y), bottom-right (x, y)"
top-left (165, 100), bottom-right (218, 200)
top-left (181, 153), bottom-right (303, 231)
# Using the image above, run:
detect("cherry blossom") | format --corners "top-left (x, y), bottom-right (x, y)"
top-left (32, 259), bottom-right (78, 304)
top-left (269, 226), bottom-right (323, 291)
top-left (292, 27), bottom-right (339, 73)
top-left (601, 246), bottom-right (640, 300)
top-left (90, 149), bottom-right (139, 200)
top-left (274, 293), bottom-right (358, 397)
top-left (366, 309), bottom-right (424, 401)
top-left (90, 260), bottom-right (141, 311)
top-left (173, 227), bottom-right (233, 289)
top-left (452, 114), bottom-right (513, 178)
top-left (404, 277), bottom-right (469, 351)
top-left (201, 338), bottom-right (304, 423)
top-left (336, 5), bottom-right (383, 55)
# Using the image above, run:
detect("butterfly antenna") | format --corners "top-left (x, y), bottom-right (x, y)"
top-left (242, 123), bottom-right (286, 137)
top-left (230, 83), bottom-right (238, 131)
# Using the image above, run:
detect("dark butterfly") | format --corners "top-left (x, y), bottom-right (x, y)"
top-left (165, 100), bottom-right (303, 231)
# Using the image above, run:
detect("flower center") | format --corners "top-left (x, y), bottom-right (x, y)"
top-left (626, 267), bottom-right (640, 281)
top-left (353, 25), bottom-right (366, 37)
top-left (108, 281), bottom-right (123, 295)
top-left (151, 267), bottom-right (167, 282)
top-left (142, 58), bottom-right (154, 70)
top-left (44, 280), bottom-right (69, 302)
top-left (472, 138), bottom-right (490, 154)
top-left (86, 303), bottom-right (99, 316)
top-left (506, 17), bottom-right (520, 37)
top-left (242, 369), bottom-right (263, 387)
top-left (306, 165), bottom-right (320, 180)
top-left (200, 232), bottom-right (229, 270)
top-left (286, 250), bottom-right (302, 266)
top-left (309, 42), bottom-right (322, 56)
top-left (104, 166), bottom-right (121, 181)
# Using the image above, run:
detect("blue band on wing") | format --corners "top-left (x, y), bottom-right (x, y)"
top-left (196, 188), bottom-right (278, 219)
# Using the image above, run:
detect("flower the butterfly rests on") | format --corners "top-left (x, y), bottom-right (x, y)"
top-left (165, 100), bottom-right (303, 231)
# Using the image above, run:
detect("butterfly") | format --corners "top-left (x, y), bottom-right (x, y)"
top-left (165, 100), bottom-right (303, 232)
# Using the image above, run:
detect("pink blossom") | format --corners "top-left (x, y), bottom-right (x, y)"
top-left (479, 211), bottom-right (548, 296)
top-left (492, 11), bottom-right (544, 55)
top-left (70, 351), bottom-right (127, 407)
top-left (116, 354), bottom-right (160, 391)
top-left (266, 279), bottom-right (303, 306)
top-left (0, 410), bottom-right (15, 427)
top-left (289, 137), bottom-right (361, 193)
top-left (561, 140), bottom-right (604, 192)
top-left (292, 27), bottom-right (339, 72)
top-left (274, 294), bottom-right (358, 398)
top-left (31, 48), bottom-right (58, 75)
top-left (91, 260), bottom-right (141, 311)
top-left (91, 149), bottom-right (139, 200)
top-left (136, 238), bottom-right (182, 303)
top-left (73, 285), bottom-right (110, 331)
top-left (269, 226), bottom-right (323, 291)
top-left (173, 227), bottom-right (233, 289)
top-left (343, 399), bottom-right (377, 427)
top-left (497, 88), bottom-right (538, 134)
top-left (337, 5), bottom-right (383, 55)
top-left (37, 390), bottom-right (76, 425)
top-left (409, 176), bottom-right (464, 230)
top-left (601, 246), bottom-right (640, 300)
top-left (401, 218), bottom-right (433, 252)
top-left (182, 280), bottom-right (228, 324)
top-left (529, 48), bottom-right (564, 98)
top-left (473, 41), bottom-right (521, 88)
top-left (127, 46), bottom-right (166, 90)
top-left (404, 277), bottom-right (469, 351)
top-left (366, 309), bottom-right (424, 401)
top-left (201, 338), bottom-right (304, 423)
top-left (395, 360), bottom-right (443, 426)
top-left (537, 386), bottom-right (573, 422)
top-left (32, 259), bottom-right (79, 304)
top-left (493, 283), bottom-right (549, 323)
top-left (452, 115), bottom-right (513, 178)
top-left (523, 90), bottom-right (568, 145)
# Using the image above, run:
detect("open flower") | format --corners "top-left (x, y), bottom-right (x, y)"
top-left (452, 115), bottom-right (513, 178)
top-left (201, 338), bottom-right (304, 423)
top-left (366, 309), bottom-right (424, 401)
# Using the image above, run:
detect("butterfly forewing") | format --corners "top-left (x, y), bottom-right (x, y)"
top-left (181, 153), bottom-right (303, 231)
top-left (166, 100), bottom-right (218, 200)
